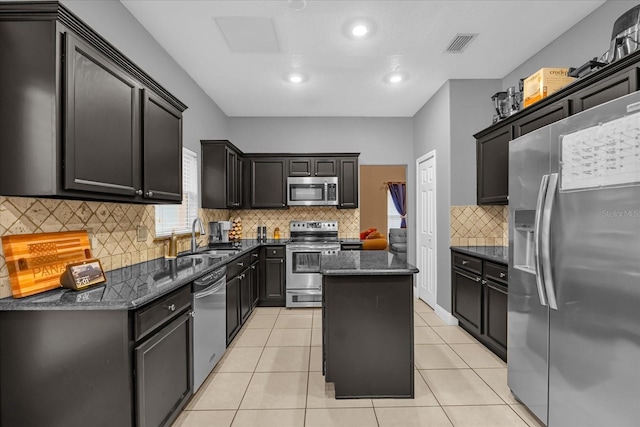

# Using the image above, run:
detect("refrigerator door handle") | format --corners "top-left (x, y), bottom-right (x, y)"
top-left (541, 173), bottom-right (559, 310)
top-left (533, 174), bottom-right (550, 307)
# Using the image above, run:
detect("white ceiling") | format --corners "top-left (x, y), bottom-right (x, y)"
top-left (121, 0), bottom-right (605, 117)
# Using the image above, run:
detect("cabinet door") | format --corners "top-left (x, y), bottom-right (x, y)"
top-left (226, 148), bottom-right (242, 208)
top-left (250, 255), bottom-right (260, 307)
top-left (476, 125), bottom-right (511, 205)
top-left (514, 100), bottom-right (569, 138)
top-left (314, 158), bottom-right (337, 176)
top-left (239, 268), bottom-right (252, 324)
top-left (263, 258), bottom-right (285, 304)
top-left (338, 157), bottom-right (359, 208)
top-left (289, 158), bottom-right (312, 177)
top-left (226, 276), bottom-right (241, 344)
top-left (483, 280), bottom-right (508, 360)
top-left (251, 159), bottom-right (287, 208)
top-left (142, 89), bottom-right (182, 202)
top-left (135, 310), bottom-right (192, 427)
top-left (570, 67), bottom-right (639, 114)
top-left (452, 267), bottom-right (482, 336)
top-left (64, 33), bottom-right (141, 197)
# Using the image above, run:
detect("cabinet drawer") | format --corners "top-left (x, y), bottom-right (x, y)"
top-left (135, 285), bottom-right (191, 342)
top-left (452, 252), bottom-right (482, 275)
top-left (227, 253), bottom-right (251, 278)
top-left (484, 261), bottom-right (508, 285)
top-left (265, 246), bottom-right (285, 258)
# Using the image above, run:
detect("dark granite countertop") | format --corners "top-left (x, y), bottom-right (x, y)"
top-left (321, 251), bottom-right (418, 276)
top-left (0, 240), bottom-right (276, 311)
top-left (450, 246), bottom-right (508, 264)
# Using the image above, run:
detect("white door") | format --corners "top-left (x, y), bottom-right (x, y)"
top-left (416, 152), bottom-right (436, 308)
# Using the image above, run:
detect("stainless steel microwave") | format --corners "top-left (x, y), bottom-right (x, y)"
top-left (287, 176), bottom-right (339, 206)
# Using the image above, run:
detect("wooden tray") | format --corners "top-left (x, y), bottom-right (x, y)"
top-left (1, 231), bottom-right (93, 298)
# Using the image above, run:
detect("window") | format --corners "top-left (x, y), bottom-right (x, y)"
top-left (387, 191), bottom-right (403, 234)
top-left (155, 148), bottom-right (198, 237)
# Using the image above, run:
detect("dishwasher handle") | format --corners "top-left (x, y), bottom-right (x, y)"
top-left (194, 277), bottom-right (226, 299)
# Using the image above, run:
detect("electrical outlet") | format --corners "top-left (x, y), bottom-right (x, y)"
top-left (137, 225), bottom-right (148, 242)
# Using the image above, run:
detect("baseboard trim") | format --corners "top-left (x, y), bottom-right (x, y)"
top-left (434, 305), bottom-right (459, 326)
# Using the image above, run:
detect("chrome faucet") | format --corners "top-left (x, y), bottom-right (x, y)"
top-left (191, 218), bottom-right (205, 253)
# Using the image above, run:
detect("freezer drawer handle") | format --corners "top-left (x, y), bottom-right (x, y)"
top-left (541, 173), bottom-right (559, 310)
top-left (534, 175), bottom-right (550, 307)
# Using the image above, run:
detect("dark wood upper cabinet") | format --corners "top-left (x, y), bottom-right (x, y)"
top-left (250, 158), bottom-right (287, 208)
top-left (288, 158), bottom-right (337, 177)
top-left (570, 67), bottom-right (639, 114)
top-left (338, 157), bottom-right (359, 209)
top-left (0, 3), bottom-right (186, 204)
top-left (476, 125), bottom-right (511, 205)
top-left (201, 141), bottom-right (243, 209)
top-left (513, 100), bottom-right (570, 138)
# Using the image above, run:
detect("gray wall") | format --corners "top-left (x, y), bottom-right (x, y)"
top-left (61, 0), bottom-right (230, 193)
top-left (413, 82), bottom-right (452, 310)
top-left (229, 117), bottom-right (413, 166)
top-left (449, 80), bottom-right (502, 206)
top-left (502, 0), bottom-right (639, 90)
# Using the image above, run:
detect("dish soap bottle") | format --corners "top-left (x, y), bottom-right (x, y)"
top-left (274, 227), bottom-right (280, 240)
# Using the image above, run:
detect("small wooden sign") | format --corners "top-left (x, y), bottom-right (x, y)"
top-left (1, 231), bottom-right (94, 298)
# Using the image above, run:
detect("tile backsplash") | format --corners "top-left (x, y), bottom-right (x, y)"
top-left (450, 205), bottom-right (508, 247)
top-left (0, 196), bottom-right (360, 298)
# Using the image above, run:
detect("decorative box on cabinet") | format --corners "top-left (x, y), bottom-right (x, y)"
top-left (0, 2), bottom-right (186, 204)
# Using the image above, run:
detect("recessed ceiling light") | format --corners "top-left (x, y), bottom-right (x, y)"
top-left (385, 72), bottom-right (408, 84)
top-left (287, 73), bottom-right (305, 83)
top-left (351, 24), bottom-right (369, 38)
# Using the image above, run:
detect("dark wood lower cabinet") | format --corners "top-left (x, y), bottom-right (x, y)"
top-left (251, 256), bottom-right (260, 307)
top-left (239, 267), bottom-right (252, 323)
top-left (135, 310), bottom-right (193, 427)
top-left (259, 246), bottom-right (286, 307)
top-left (226, 275), bottom-right (241, 345)
top-left (451, 250), bottom-right (508, 361)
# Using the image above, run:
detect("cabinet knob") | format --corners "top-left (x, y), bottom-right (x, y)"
top-left (482, 280), bottom-right (487, 285)
top-left (237, 262), bottom-right (244, 267)
top-left (462, 260), bottom-right (468, 265)
top-left (166, 304), bottom-right (176, 312)
top-left (499, 272), bottom-right (506, 278)
top-left (280, 259), bottom-right (283, 263)
top-left (145, 191), bottom-right (154, 197)
top-left (282, 203), bottom-right (285, 207)
top-left (253, 253), bottom-right (259, 258)
top-left (251, 265), bottom-right (255, 270)
top-left (135, 189), bottom-right (143, 196)
top-left (474, 277), bottom-right (481, 282)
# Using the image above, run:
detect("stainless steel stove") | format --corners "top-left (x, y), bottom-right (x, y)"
top-left (286, 221), bottom-right (340, 308)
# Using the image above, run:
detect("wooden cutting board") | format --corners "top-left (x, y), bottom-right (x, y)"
top-left (2, 231), bottom-right (94, 298)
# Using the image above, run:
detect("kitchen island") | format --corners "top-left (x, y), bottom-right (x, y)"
top-left (320, 250), bottom-right (418, 399)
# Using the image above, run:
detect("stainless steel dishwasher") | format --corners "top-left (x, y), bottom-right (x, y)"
top-left (192, 265), bottom-right (226, 393)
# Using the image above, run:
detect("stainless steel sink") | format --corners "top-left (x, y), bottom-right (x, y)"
top-left (202, 249), bottom-right (240, 256)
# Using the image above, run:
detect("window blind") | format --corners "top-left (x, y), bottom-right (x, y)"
top-left (155, 148), bottom-right (199, 237)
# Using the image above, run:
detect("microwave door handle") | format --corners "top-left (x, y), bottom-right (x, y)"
top-left (534, 174), bottom-right (549, 307)
top-left (324, 182), bottom-right (328, 204)
top-left (541, 173), bottom-right (559, 310)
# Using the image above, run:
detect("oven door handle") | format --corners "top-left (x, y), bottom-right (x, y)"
top-left (287, 245), bottom-right (340, 251)
top-left (287, 288), bottom-right (322, 294)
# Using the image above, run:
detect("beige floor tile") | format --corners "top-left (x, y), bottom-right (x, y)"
top-left (245, 314), bottom-right (278, 329)
top-left (413, 299), bottom-right (435, 313)
top-left (231, 409), bottom-right (305, 427)
top-left (372, 371), bottom-right (439, 408)
top-left (474, 368), bottom-right (517, 404)
top-left (309, 346), bottom-right (323, 372)
top-left (417, 312), bottom-right (448, 327)
top-left (375, 406), bottom-right (453, 427)
top-left (414, 344), bottom-right (467, 369)
top-left (450, 343), bottom-right (506, 368)
top-left (443, 405), bottom-right (529, 427)
top-left (414, 313), bottom-right (429, 327)
top-left (240, 372), bottom-right (308, 409)
top-left (414, 327), bottom-right (445, 344)
top-left (307, 372), bottom-right (373, 408)
top-left (171, 410), bottom-right (235, 427)
top-left (311, 328), bottom-right (322, 346)
top-left (312, 313), bottom-right (323, 328)
top-left (187, 372), bottom-right (252, 410)
top-left (279, 307), bottom-right (315, 315)
top-left (273, 314), bottom-right (313, 329)
top-left (431, 326), bottom-right (477, 344)
top-left (233, 328), bottom-right (272, 347)
top-left (419, 369), bottom-right (503, 406)
top-left (252, 307), bottom-right (281, 315)
top-left (510, 404), bottom-right (546, 427)
top-left (256, 346), bottom-right (311, 372)
top-left (305, 408), bottom-right (378, 427)
top-left (266, 328), bottom-right (311, 347)
top-left (214, 346), bottom-right (263, 373)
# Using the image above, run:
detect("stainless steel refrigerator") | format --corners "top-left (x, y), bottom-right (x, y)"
top-left (508, 91), bottom-right (640, 427)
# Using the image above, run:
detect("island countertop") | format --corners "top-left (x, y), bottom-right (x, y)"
top-left (321, 251), bottom-right (418, 276)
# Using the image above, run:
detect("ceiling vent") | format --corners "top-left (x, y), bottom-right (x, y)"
top-left (445, 33), bottom-right (478, 54)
